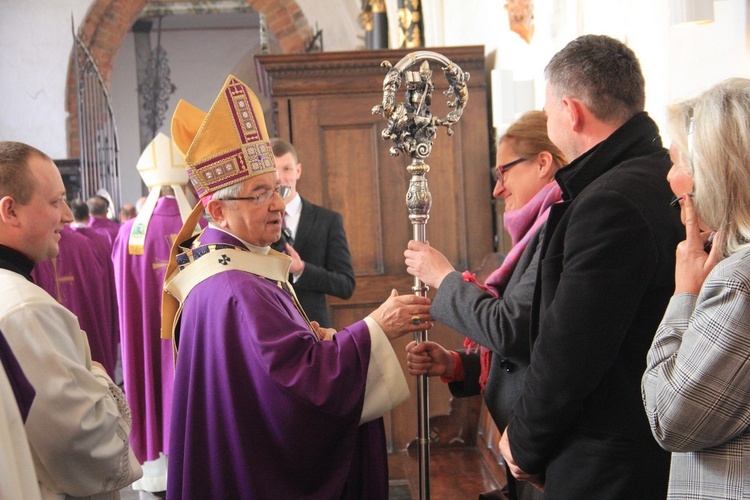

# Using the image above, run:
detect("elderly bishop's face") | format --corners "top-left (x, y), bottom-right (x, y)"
top-left (218, 171), bottom-right (286, 247)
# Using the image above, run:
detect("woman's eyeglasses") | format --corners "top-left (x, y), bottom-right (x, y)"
top-left (670, 192), bottom-right (695, 208)
top-left (492, 157), bottom-right (526, 183)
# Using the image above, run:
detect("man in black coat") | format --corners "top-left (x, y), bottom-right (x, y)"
top-left (499, 35), bottom-right (684, 498)
top-left (271, 138), bottom-right (355, 327)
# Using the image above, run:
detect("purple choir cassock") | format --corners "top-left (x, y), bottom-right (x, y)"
top-left (31, 225), bottom-right (119, 377)
top-left (112, 196), bottom-right (184, 464)
top-left (88, 216), bottom-right (120, 245)
top-left (167, 227), bottom-right (389, 500)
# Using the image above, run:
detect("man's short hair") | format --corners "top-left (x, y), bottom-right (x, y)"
top-left (86, 195), bottom-right (109, 217)
top-left (270, 138), bottom-right (298, 164)
top-left (119, 204), bottom-right (137, 221)
top-left (0, 141), bottom-right (50, 204)
top-left (203, 181), bottom-right (244, 224)
top-left (70, 199), bottom-right (90, 222)
top-left (545, 34), bottom-right (646, 125)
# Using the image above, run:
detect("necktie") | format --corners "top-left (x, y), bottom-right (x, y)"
top-left (272, 213), bottom-right (293, 253)
top-left (281, 213), bottom-right (294, 247)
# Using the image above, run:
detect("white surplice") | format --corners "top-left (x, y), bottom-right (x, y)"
top-left (0, 347), bottom-right (41, 500)
top-left (0, 269), bottom-right (142, 499)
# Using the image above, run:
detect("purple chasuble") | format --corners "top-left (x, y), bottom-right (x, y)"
top-left (72, 225), bottom-right (112, 264)
top-left (88, 216), bottom-right (121, 246)
top-left (167, 227), bottom-right (388, 499)
top-left (31, 225), bottom-right (119, 377)
top-left (112, 197), bottom-right (185, 463)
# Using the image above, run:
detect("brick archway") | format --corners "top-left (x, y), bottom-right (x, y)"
top-left (65, 0), bottom-right (312, 156)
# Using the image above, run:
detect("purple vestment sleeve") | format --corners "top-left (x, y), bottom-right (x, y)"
top-left (167, 228), bottom-right (388, 499)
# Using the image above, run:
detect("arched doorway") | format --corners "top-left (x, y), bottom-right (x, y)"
top-left (66, 0), bottom-right (312, 156)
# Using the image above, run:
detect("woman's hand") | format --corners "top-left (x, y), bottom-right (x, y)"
top-left (405, 340), bottom-right (455, 378)
top-left (674, 193), bottom-right (722, 295)
top-left (404, 240), bottom-right (455, 289)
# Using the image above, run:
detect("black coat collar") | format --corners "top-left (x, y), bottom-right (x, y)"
top-left (556, 112), bottom-right (665, 201)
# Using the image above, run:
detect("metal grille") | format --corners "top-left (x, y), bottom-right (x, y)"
top-left (72, 27), bottom-right (121, 216)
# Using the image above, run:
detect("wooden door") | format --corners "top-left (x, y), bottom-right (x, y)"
top-left (256, 46), bottom-right (493, 452)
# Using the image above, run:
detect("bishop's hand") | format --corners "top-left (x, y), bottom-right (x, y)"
top-left (368, 289), bottom-right (433, 340)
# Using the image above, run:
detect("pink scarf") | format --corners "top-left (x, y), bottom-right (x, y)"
top-left (462, 181), bottom-right (563, 390)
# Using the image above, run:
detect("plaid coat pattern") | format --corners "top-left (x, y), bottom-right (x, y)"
top-left (643, 247), bottom-right (750, 499)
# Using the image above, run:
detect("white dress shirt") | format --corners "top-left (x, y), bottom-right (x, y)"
top-left (284, 193), bottom-right (302, 241)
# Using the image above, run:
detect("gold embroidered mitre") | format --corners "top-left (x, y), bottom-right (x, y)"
top-left (162, 75), bottom-right (276, 341)
top-left (171, 74), bottom-right (276, 202)
top-left (128, 132), bottom-right (194, 255)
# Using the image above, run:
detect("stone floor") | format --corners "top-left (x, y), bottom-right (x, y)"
top-left (389, 448), bottom-right (505, 499)
top-left (119, 486), bottom-right (162, 500)
top-left (119, 483), bottom-right (413, 499)
top-left (118, 448), bottom-right (504, 499)
top-left (118, 481), bottom-right (414, 499)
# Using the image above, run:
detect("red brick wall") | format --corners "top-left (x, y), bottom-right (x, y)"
top-left (66, 0), bottom-right (312, 156)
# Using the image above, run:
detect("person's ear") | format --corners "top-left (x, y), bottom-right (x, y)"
top-left (536, 151), bottom-right (555, 180)
top-left (295, 162), bottom-right (302, 180)
top-left (564, 97), bottom-right (586, 132)
top-left (0, 196), bottom-right (20, 226)
top-left (206, 199), bottom-right (228, 228)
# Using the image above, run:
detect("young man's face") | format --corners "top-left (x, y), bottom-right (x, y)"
top-left (17, 155), bottom-right (73, 262)
top-left (273, 152), bottom-right (301, 202)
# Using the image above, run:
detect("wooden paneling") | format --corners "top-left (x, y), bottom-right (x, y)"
top-left (256, 46), bottom-right (495, 454)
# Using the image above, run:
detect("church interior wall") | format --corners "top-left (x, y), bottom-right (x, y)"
top-left (0, 0), bottom-right (748, 207)
top-left (0, 0), bottom-right (90, 159)
top-left (110, 24), bottom-right (271, 208)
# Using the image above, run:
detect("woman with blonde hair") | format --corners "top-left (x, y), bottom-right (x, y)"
top-left (642, 77), bottom-right (750, 498)
top-left (404, 110), bottom-right (566, 499)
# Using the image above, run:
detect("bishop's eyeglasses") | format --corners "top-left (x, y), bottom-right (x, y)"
top-left (220, 185), bottom-right (291, 205)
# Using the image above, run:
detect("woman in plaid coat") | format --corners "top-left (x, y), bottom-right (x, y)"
top-left (642, 77), bottom-right (750, 499)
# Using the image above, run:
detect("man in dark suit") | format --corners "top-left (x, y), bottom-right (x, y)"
top-left (270, 138), bottom-right (355, 327)
top-left (498, 35), bottom-right (684, 498)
